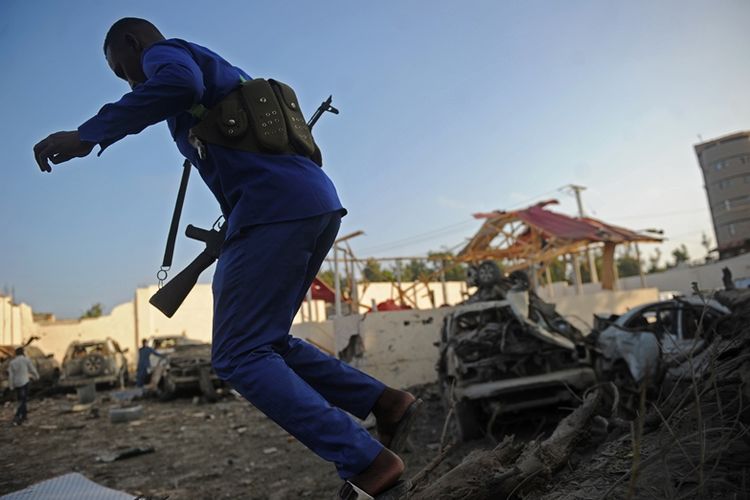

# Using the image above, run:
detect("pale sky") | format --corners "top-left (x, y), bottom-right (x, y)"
top-left (1, 0), bottom-right (749, 318)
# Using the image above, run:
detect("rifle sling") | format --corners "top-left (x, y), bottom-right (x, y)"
top-left (161, 160), bottom-right (192, 270)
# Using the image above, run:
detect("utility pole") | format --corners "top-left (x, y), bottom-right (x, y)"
top-left (566, 184), bottom-right (599, 284)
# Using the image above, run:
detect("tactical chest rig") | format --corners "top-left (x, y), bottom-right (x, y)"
top-left (188, 78), bottom-right (321, 165)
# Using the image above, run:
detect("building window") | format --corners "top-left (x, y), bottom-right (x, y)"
top-left (744, 174), bottom-right (750, 184)
top-left (714, 160), bottom-right (726, 171)
top-left (725, 200), bottom-right (732, 211)
top-left (718, 179), bottom-right (732, 190)
top-left (729, 224), bottom-right (737, 236)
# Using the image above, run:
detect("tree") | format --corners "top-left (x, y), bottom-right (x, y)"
top-left (402, 259), bottom-right (431, 281)
top-left (80, 303), bottom-right (103, 319)
top-left (427, 251), bottom-right (467, 281)
top-left (670, 244), bottom-right (690, 267)
top-left (546, 256), bottom-right (568, 283)
top-left (617, 254), bottom-right (642, 278)
top-left (647, 248), bottom-right (662, 273)
top-left (579, 252), bottom-right (603, 283)
top-left (361, 259), bottom-right (394, 282)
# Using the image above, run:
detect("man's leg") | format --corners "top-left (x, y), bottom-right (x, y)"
top-left (277, 213), bottom-right (420, 443)
top-left (212, 213), bottom-right (386, 479)
top-left (15, 385), bottom-right (28, 423)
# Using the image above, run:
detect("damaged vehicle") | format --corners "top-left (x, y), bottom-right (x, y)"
top-left (148, 335), bottom-right (204, 355)
top-left (149, 343), bottom-right (223, 401)
top-left (0, 339), bottom-right (60, 397)
top-left (438, 263), bottom-right (596, 441)
top-left (593, 296), bottom-right (730, 389)
top-left (59, 338), bottom-right (129, 388)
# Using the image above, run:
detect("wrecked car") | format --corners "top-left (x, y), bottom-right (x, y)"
top-left (593, 296), bottom-right (730, 386)
top-left (59, 338), bottom-right (129, 388)
top-left (0, 340), bottom-right (60, 397)
top-left (438, 263), bottom-right (595, 441)
top-left (148, 334), bottom-right (204, 355)
top-left (149, 343), bottom-right (223, 401)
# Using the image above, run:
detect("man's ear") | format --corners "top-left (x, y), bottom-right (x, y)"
top-left (124, 33), bottom-right (143, 53)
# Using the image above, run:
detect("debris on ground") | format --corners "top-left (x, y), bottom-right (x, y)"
top-left (96, 446), bottom-right (156, 463)
top-left (406, 284), bottom-right (750, 499)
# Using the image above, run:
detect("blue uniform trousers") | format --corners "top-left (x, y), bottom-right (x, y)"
top-left (211, 211), bottom-right (385, 479)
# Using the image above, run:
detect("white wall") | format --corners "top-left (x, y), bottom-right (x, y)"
top-left (334, 309), bottom-right (451, 389)
top-left (35, 301), bottom-right (136, 363)
top-left (618, 253), bottom-right (750, 296)
top-left (0, 297), bottom-right (36, 346)
top-left (550, 288), bottom-right (660, 331)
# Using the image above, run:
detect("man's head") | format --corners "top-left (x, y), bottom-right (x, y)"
top-left (103, 18), bottom-right (165, 89)
top-left (15, 347), bottom-right (24, 356)
top-left (141, 339), bottom-right (148, 348)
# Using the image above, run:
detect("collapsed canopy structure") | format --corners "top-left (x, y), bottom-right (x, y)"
top-left (457, 200), bottom-right (662, 290)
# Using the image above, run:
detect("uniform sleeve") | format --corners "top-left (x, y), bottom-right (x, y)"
top-left (7, 363), bottom-right (14, 390)
top-left (78, 43), bottom-right (205, 154)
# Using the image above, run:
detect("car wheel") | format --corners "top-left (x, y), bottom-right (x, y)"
top-left (81, 354), bottom-right (105, 377)
top-left (476, 261), bottom-right (501, 288)
top-left (159, 374), bottom-right (177, 401)
top-left (198, 366), bottom-right (217, 402)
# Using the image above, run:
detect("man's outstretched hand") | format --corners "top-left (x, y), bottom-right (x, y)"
top-left (33, 131), bottom-right (95, 172)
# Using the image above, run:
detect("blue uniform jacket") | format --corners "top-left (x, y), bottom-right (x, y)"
top-left (78, 39), bottom-right (344, 237)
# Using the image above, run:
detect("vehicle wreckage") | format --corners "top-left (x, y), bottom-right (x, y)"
top-left (438, 263), bottom-right (595, 440)
top-left (148, 342), bottom-right (224, 401)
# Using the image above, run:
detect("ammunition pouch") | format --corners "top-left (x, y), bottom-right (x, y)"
top-left (189, 78), bottom-right (321, 165)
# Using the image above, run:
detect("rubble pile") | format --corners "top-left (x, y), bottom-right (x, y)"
top-left (408, 289), bottom-right (750, 500)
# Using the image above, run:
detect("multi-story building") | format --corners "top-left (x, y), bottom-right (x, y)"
top-left (695, 131), bottom-right (750, 259)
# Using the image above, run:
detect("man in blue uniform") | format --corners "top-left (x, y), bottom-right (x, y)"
top-left (33, 18), bottom-right (421, 498)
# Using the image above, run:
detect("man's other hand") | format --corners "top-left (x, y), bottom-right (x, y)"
top-left (33, 131), bottom-right (95, 172)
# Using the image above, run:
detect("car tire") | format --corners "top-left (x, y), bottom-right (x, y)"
top-left (159, 374), bottom-right (177, 401)
top-left (198, 366), bottom-right (217, 402)
top-left (81, 354), bottom-right (105, 377)
top-left (476, 261), bottom-right (502, 288)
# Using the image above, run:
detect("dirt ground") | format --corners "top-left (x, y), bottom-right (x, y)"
top-left (0, 384), bottom-right (482, 499)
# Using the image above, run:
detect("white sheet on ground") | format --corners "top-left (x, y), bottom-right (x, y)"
top-left (0, 472), bottom-right (133, 500)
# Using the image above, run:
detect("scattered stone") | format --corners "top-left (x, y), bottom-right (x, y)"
top-left (262, 447), bottom-right (278, 455)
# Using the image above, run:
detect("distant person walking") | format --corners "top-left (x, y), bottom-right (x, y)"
top-left (135, 339), bottom-right (163, 387)
top-left (8, 347), bottom-right (39, 426)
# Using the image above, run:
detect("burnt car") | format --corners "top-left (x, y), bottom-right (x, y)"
top-left (59, 338), bottom-right (129, 388)
top-left (0, 341), bottom-right (60, 397)
top-left (148, 335), bottom-right (204, 355)
top-left (593, 296), bottom-right (730, 387)
top-left (149, 343), bottom-right (223, 401)
top-left (438, 263), bottom-right (596, 441)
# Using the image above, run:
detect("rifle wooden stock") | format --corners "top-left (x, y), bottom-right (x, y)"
top-left (149, 251), bottom-right (217, 318)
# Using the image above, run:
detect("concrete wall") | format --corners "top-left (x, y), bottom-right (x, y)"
top-left (334, 308), bottom-right (451, 389)
top-left (356, 281), bottom-right (471, 312)
top-left (0, 297), bottom-right (34, 346)
top-left (618, 252), bottom-right (750, 296)
top-left (134, 284), bottom-right (327, 347)
top-left (550, 288), bottom-right (660, 331)
top-left (134, 285), bottom-right (215, 346)
top-left (34, 301), bottom-right (136, 363)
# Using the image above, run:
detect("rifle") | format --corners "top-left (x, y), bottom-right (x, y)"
top-left (150, 222), bottom-right (226, 318)
top-left (149, 94), bottom-right (338, 318)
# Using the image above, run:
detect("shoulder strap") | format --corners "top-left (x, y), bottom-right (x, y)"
top-left (161, 160), bottom-right (192, 271)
